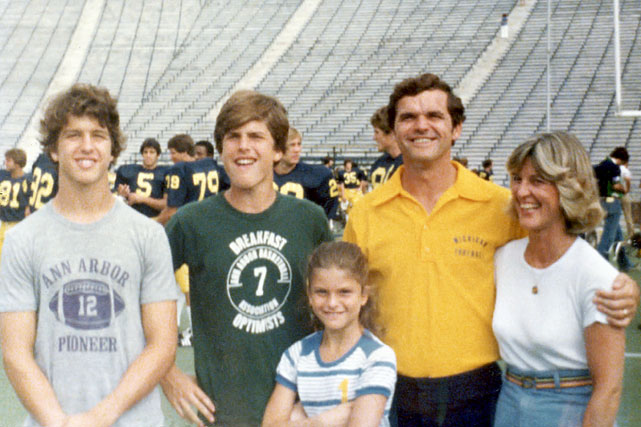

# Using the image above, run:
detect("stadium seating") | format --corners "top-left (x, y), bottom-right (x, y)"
top-left (1, 0), bottom-right (640, 194)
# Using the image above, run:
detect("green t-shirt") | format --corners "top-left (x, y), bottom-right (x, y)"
top-left (166, 193), bottom-right (332, 425)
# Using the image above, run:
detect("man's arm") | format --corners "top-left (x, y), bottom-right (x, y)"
top-left (155, 205), bottom-right (178, 225)
top-left (0, 311), bottom-right (67, 426)
top-left (128, 192), bottom-right (167, 212)
top-left (65, 300), bottom-right (177, 426)
top-left (161, 364), bottom-right (216, 426)
top-left (594, 273), bottom-right (640, 327)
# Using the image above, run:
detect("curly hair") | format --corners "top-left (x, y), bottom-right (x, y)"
top-left (506, 131), bottom-right (604, 235)
top-left (306, 241), bottom-right (382, 337)
top-left (370, 106), bottom-right (392, 134)
top-left (39, 83), bottom-right (126, 162)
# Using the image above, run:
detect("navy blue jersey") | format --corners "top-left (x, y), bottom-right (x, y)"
top-left (29, 152), bottom-right (58, 211)
top-left (594, 158), bottom-right (621, 197)
top-left (0, 171), bottom-right (31, 221)
top-left (115, 163), bottom-right (169, 217)
top-left (368, 153), bottom-right (403, 190)
top-left (337, 167), bottom-right (366, 189)
top-left (273, 162), bottom-right (339, 219)
top-left (166, 158), bottom-right (229, 207)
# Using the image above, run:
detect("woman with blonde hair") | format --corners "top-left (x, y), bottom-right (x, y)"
top-left (493, 131), bottom-right (625, 426)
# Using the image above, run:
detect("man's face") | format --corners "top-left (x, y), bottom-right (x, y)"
top-left (168, 148), bottom-right (189, 164)
top-left (221, 120), bottom-right (282, 192)
top-left (281, 136), bottom-right (302, 168)
top-left (4, 157), bottom-right (16, 173)
top-left (373, 127), bottom-right (396, 153)
top-left (52, 115), bottom-right (113, 188)
top-left (141, 147), bottom-right (159, 169)
top-left (194, 145), bottom-right (208, 160)
top-left (393, 89), bottom-right (461, 167)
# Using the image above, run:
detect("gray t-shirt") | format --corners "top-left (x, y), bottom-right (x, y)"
top-left (0, 199), bottom-right (177, 426)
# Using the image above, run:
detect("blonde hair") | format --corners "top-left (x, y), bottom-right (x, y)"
top-left (306, 241), bottom-right (382, 336)
top-left (506, 131), bottom-right (604, 234)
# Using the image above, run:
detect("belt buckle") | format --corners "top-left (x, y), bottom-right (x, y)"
top-left (521, 376), bottom-right (536, 389)
top-left (606, 197), bottom-right (615, 203)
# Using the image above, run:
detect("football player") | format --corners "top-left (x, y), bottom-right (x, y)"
top-left (0, 148), bottom-right (31, 261)
top-left (194, 140), bottom-right (214, 160)
top-left (273, 127), bottom-right (339, 219)
top-left (156, 134), bottom-right (195, 225)
top-left (115, 138), bottom-right (169, 218)
top-left (0, 83), bottom-right (176, 426)
top-left (337, 158), bottom-right (366, 213)
top-left (28, 150), bottom-right (58, 212)
top-left (368, 106), bottom-right (403, 191)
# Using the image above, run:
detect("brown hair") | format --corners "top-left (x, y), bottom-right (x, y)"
top-left (5, 148), bottom-right (27, 168)
top-left (387, 73), bottom-right (465, 132)
top-left (39, 83), bottom-right (126, 162)
top-left (370, 106), bottom-right (392, 134)
top-left (167, 134), bottom-right (195, 155)
top-left (214, 90), bottom-right (289, 154)
top-left (306, 241), bottom-right (381, 336)
top-left (507, 131), bottom-right (604, 234)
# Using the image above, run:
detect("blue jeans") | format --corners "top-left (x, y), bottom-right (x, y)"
top-left (597, 199), bottom-right (631, 271)
top-left (494, 366), bottom-right (596, 427)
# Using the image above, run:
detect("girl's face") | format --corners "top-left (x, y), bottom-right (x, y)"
top-left (308, 267), bottom-right (368, 334)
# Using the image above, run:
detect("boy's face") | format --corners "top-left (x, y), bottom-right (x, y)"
top-left (221, 120), bottom-right (282, 192)
top-left (141, 147), bottom-right (159, 169)
top-left (52, 114), bottom-right (113, 188)
top-left (4, 157), bottom-right (16, 172)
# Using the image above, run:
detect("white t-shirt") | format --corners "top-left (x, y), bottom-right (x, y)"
top-left (620, 164), bottom-right (631, 193)
top-left (492, 237), bottom-right (617, 371)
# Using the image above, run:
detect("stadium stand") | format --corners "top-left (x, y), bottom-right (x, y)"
top-left (0, 0), bottom-right (639, 192)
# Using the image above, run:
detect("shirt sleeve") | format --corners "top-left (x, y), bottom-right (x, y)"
top-left (274, 342), bottom-right (300, 392)
top-left (140, 223), bottom-right (179, 304)
top-left (0, 229), bottom-right (37, 312)
top-left (165, 214), bottom-right (187, 271)
top-left (355, 345), bottom-right (397, 399)
top-left (578, 245), bottom-right (619, 328)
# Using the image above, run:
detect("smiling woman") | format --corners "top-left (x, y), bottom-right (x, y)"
top-left (493, 131), bottom-right (626, 426)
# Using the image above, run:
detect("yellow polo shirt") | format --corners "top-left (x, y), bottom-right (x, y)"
top-left (344, 163), bottom-right (524, 378)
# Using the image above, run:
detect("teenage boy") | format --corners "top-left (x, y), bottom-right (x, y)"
top-left (273, 127), bottom-right (339, 219)
top-left (162, 90), bottom-right (332, 426)
top-left (115, 138), bottom-right (169, 218)
top-left (28, 150), bottom-right (58, 212)
top-left (0, 148), bottom-right (31, 261)
top-left (368, 106), bottom-right (403, 191)
top-left (0, 83), bottom-right (177, 426)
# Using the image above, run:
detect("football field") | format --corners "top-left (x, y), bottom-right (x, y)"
top-left (2, 273), bottom-right (641, 426)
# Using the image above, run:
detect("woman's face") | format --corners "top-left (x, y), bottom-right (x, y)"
top-left (510, 157), bottom-right (564, 234)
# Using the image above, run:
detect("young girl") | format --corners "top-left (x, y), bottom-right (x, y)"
top-left (262, 241), bottom-right (397, 427)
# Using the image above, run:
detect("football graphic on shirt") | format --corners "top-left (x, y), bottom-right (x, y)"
top-left (49, 279), bottom-right (125, 330)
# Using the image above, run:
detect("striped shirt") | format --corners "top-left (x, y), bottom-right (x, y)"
top-left (275, 329), bottom-right (397, 426)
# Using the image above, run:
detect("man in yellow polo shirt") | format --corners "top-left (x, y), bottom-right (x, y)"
top-left (343, 73), bottom-right (639, 426)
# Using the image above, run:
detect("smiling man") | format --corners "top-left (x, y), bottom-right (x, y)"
top-left (0, 83), bottom-right (177, 426)
top-left (343, 73), bottom-right (639, 426)
top-left (162, 90), bottom-right (332, 426)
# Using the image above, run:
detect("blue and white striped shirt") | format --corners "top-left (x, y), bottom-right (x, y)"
top-left (275, 329), bottom-right (397, 426)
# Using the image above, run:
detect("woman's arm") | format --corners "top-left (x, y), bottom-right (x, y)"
top-left (583, 322), bottom-right (625, 427)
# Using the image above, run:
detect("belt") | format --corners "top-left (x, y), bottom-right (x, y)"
top-left (505, 371), bottom-right (592, 389)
